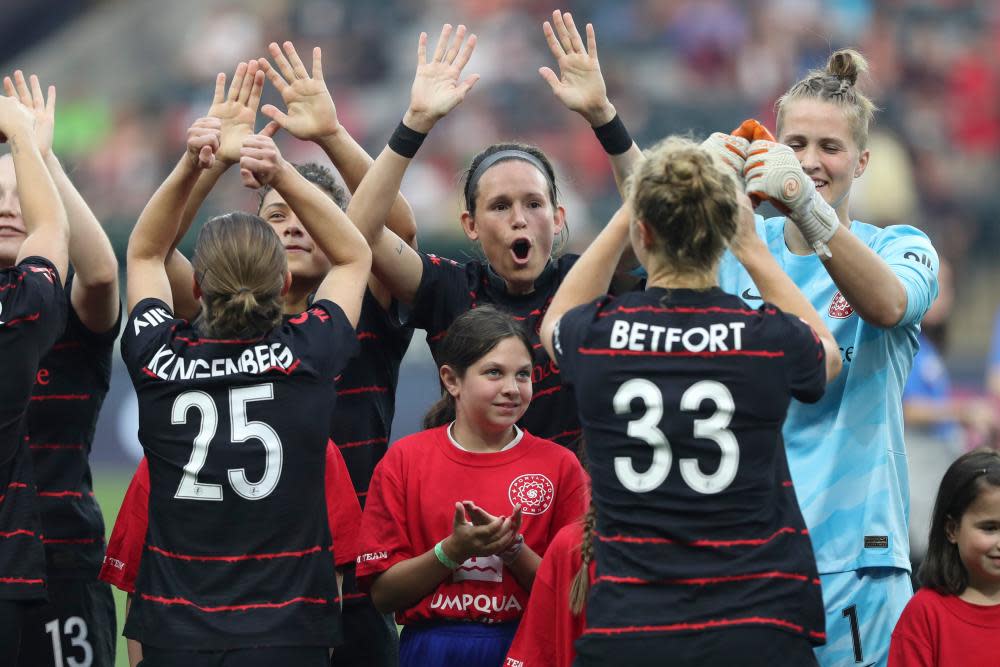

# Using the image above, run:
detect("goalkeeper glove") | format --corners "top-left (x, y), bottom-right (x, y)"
top-left (744, 140), bottom-right (839, 258)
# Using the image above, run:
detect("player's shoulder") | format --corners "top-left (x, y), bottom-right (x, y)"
top-left (387, 427), bottom-right (444, 458)
top-left (548, 518), bottom-right (585, 553)
top-left (853, 220), bottom-right (933, 249)
top-left (520, 431), bottom-right (585, 469)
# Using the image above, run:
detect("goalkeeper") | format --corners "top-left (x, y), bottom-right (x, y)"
top-left (707, 49), bottom-right (939, 667)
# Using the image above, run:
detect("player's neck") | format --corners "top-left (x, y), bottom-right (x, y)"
top-left (645, 266), bottom-right (716, 291)
top-left (450, 418), bottom-right (517, 453)
top-left (283, 279), bottom-right (319, 315)
top-left (960, 578), bottom-right (1000, 606)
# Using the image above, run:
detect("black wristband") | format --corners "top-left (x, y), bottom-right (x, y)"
top-left (592, 114), bottom-right (633, 155)
top-left (388, 121), bottom-right (427, 159)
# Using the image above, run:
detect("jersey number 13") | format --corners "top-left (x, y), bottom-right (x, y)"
top-left (613, 379), bottom-right (738, 495)
top-left (171, 383), bottom-right (283, 501)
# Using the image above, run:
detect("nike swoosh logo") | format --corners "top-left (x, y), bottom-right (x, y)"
top-left (741, 288), bottom-right (762, 301)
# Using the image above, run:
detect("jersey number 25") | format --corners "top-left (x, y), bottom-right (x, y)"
top-left (613, 379), bottom-right (737, 495)
top-left (171, 383), bottom-right (283, 501)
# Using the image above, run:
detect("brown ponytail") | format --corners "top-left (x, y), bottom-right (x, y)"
top-left (776, 48), bottom-right (879, 149)
top-left (192, 211), bottom-right (287, 339)
top-left (569, 502), bottom-right (596, 615)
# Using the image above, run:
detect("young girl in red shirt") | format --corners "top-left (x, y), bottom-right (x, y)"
top-left (890, 449), bottom-right (1000, 666)
top-left (356, 306), bottom-right (587, 667)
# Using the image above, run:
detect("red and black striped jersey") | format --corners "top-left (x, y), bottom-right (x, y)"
top-left (99, 441), bottom-right (363, 594)
top-left (407, 253), bottom-right (582, 451)
top-left (0, 256), bottom-right (65, 601)
top-left (120, 298), bottom-right (358, 650)
top-left (328, 288), bottom-right (411, 609)
top-left (552, 287), bottom-right (827, 658)
top-left (27, 275), bottom-right (120, 578)
top-left (331, 288), bottom-right (411, 509)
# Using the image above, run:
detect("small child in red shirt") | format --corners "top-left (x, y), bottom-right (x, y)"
top-left (356, 306), bottom-right (588, 667)
top-left (504, 504), bottom-right (595, 667)
top-left (890, 448), bottom-right (1000, 666)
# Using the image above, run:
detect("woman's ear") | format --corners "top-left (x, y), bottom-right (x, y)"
top-left (192, 274), bottom-right (202, 301)
top-left (281, 269), bottom-right (292, 296)
top-left (460, 210), bottom-right (479, 242)
top-left (440, 364), bottom-right (461, 398)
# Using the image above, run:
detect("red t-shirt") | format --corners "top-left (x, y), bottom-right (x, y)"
top-left (99, 440), bottom-right (362, 593)
top-left (504, 520), bottom-right (595, 667)
top-left (889, 587), bottom-right (1000, 666)
top-left (356, 426), bottom-right (588, 625)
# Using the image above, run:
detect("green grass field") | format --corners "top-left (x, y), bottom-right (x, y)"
top-left (93, 468), bottom-right (132, 667)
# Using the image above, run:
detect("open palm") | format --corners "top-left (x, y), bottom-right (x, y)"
top-left (259, 42), bottom-right (339, 141)
top-left (207, 60), bottom-right (264, 166)
top-left (539, 10), bottom-right (612, 125)
top-left (407, 24), bottom-right (479, 130)
top-left (4, 71), bottom-right (54, 156)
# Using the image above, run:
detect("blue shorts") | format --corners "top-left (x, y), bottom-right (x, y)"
top-left (399, 621), bottom-right (517, 667)
top-left (814, 568), bottom-right (912, 667)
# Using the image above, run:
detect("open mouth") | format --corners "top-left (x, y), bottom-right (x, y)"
top-left (812, 179), bottom-right (828, 190)
top-left (511, 239), bottom-right (531, 263)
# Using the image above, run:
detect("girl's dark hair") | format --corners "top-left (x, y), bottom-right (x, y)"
top-left (192, 212), bottom-right (287, 339)
top-left (462, 142), bottom-right (558, 215)
top-left (258, 162), bottom-right (349, 211)
top-left (422, 305), bottom-right (533, 429)
top-left (627, 136), bottom-right (738, 276)
top-left (919, 448), bottom-right (1000, 594)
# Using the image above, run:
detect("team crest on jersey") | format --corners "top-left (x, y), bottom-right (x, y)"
top-left (509, 474), bottom-right (554, 515)
top-left (828, 291), bottom-right (854, 319)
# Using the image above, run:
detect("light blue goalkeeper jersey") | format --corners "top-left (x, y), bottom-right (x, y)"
top-left (718, 216), bottom-right (938, 574)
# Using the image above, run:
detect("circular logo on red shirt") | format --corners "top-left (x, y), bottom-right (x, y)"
top-left (829, 291), bottom-right (855, 319)
top-left (508, 474), bottom-right (555, 516)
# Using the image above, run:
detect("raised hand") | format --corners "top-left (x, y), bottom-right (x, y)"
top-left (404, 24), bottom-right (479, 133)
top-left (259, 42), bottom-right (339, 141)
top-left (4, 71), bottom-right (54, 156)
top-left (539, 10), bottom-right (614, 127)
top-left (186, 116), bottom-right (221, 170)
top-left (207, 61), bottom-right (265, 166)
top-left (238, 122), bottom-right (284, 188)
top-left (700, 132), bottom-right (749, 185)
top-left (744, 141), bottom-right (838, 257)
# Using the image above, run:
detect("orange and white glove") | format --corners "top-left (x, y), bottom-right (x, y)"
top-left (731, 119), bottom-right (773, 206)
top-left (700, 132), bottom-right (749, 184)
top-left (744, 140), bottom-right (838, 258)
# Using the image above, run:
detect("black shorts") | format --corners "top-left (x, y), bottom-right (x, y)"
top-left (574, 627), bottom-right (820, 667)
top-left (0, 598), bottom-right (31, 664)
top-left (17, 577), bottom-right (116, 667)
top-left (330, 598), bottom-right (399, 667)
top-left (139, 646), bottom-right (330, 667)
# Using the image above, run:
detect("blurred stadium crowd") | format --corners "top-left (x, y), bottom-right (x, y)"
top-left (2, 0), bottom-right (999, 366)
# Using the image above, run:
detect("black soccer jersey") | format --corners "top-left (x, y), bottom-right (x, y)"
top-left (27, 276), bottom-right (120, 579)
top-left (0, 256), bottom-right (66, 600)
top-left (331, 288), bottom-right (411, 508)
top-left (407, 252), bottom-right (582, 450)
top-left (553, 287), bottom-right (827, 661)
top-left (120, 298), bottom-right (359, 650)
top-left (328, 288), bottom-right (411, 613)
